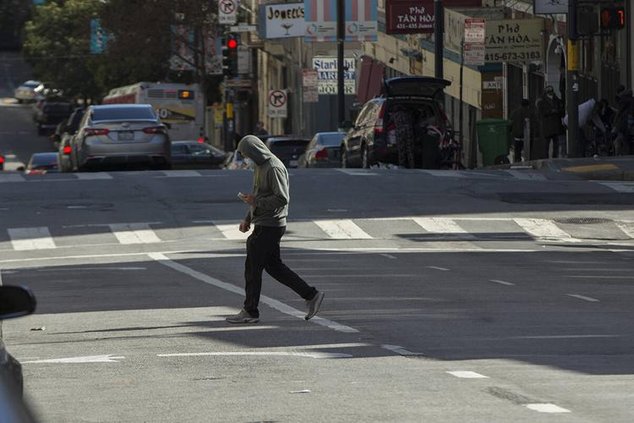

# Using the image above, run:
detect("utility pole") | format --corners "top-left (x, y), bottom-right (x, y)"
top-left (566, 0), bottom-right (579, 157)
top-left (337, 0), bottom-right (345, 130)
top-left (434, 0), bottom-right (444, 79)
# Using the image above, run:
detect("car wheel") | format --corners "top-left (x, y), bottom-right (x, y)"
top-left (340, 147), bottom-right (348, 168)
top-left (361, 144), bottom-right (369, 169)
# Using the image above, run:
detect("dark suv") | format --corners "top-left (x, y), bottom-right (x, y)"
top-left (341, 76), bottom-right (451, 168)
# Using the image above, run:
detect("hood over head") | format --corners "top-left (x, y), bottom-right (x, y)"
top-left (237, 135), bottom-right (274, 165)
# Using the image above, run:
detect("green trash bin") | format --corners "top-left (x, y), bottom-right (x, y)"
top-left (476, 119), bottom-right (512, 166)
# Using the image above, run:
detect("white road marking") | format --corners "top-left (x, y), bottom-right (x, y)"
top-left (566, 294), bottom-right (600, 302)
top-left (615, 221), bottom-right (634, 238)
top-left (381, 254), bottom-right (397, 259)
top-left (304, 274), bottom-right (417, 278)
top-left (109, 223), bottom-right (161, 244)
top-left (74, 172), bottom-right (113, 180)
top-left (36, 267), bottom-right (146, 272)
top-left (336, 169), bottom-right (379, 176)
top-left (525, 403), bottom-right (571, 413)
top-left (158, 351), bottom-right (351, 359)
top-left (8, 227), bottom-right (56, 250)
top-left (490, 279), bottom-right (515, 286)
top-left (381, 344), bottom-right (424, 356)
top-left (314, 219), bottom-right (373, 239)
top-left (161, 170), bottom-right (201, 177)
top-left (23, 354), bottom-right (125, 364)
top-left (427, 266), bottom-right (449, 271)
top-left (597, 181), bottom-right (634, 193)
top-left (412, 217), bottom-right (472, 237)
top-left (418, 169), bottom-right (469, 178)
top-left (513, 218), bottom-right (577, 241)
top-left (447, 371), bottom-right (489, 379)
top-left (508, 334), bottom-right (617, 339)
top-left (566, 275), bottom-right (634, 279)
top-left (148, 253), bottom-right (359, 333)
top-left (214, 222), bottom-right (249, 240)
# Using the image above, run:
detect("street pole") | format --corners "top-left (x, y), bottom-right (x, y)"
top-left (337, 0), bottom-right (345, 130)
top-left (434, 0), bottom-right (444, 80)
top-left (566, 0), bottom-right (579, 157)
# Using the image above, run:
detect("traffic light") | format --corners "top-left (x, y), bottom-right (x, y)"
top-left (600, 4), bottom-right (626, 30)
top-left (222, 33), bottom-right (239, 77)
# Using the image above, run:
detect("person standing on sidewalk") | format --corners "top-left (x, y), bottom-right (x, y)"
top-left (611, 86), bottom-right (634, 156)
top-left (537, 86), bottom-right (565, 158)
top-left (226, 135), bottom-right (325, 324)
top-left (510, 99), bottom-right (538, 162)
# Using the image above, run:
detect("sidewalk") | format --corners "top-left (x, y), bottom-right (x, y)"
top-left (491, 155), bottom-right (634, 181)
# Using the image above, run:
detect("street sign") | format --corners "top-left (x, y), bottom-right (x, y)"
top-left (464, 18), bottom-right (485, 43)
top-left (302, 69), bottom-right (318, 87)
top-left (463, 43), bottom-right (485, 66)
top-left (303, 87), bottom-right (319, 103)
top-left (218, 0), bottom-right (238, 25)
top-left (230, 24), bottom-right (257, 32)
top-left (268, 89), bottom-right (288, 118)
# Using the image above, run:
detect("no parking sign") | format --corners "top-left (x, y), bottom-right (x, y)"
top-left (268, 89), bottom-right (288, 118)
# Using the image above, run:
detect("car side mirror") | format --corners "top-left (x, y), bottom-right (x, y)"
top-left (0, 286), bottom-right (37, 320)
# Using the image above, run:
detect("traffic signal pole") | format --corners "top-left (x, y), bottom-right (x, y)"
top-left (337, 0), bottom-right (345, 130)
top-left (566, 0), bottom-right (580, 157)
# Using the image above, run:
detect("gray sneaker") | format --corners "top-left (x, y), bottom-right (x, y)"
top-left (305, 291), bottom-right (325, 320)
top-left (226, 309), bottom-right (259, 324)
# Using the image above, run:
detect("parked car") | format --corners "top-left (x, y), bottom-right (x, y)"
top-left (70, 104), bottom-right (171, 171)
top-left (171, 140), bottom-right (229, 169)
top-left (341, 76), bottom-right (451, 168)
top-left (299, 131), bottom-right (346, 168)
top-left (264, 136), bottom-right (310, 168)
top-left (33, 97), bottom-right (74, 136)
top-left (13, 80), bottom-right (41, 103)
top-left (25, 152), bottom-right (60, 175)
top-left (0, 285), bottom-right (38, 422)
top-left (224, 150), bottom-right (254, 170)
top-left (0, 153), bottom-right (4, 171)
top-left (54, 107), bottom-right (85, 172)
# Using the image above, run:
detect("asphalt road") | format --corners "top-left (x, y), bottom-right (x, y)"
top-left (2, 93), bottom-right (634, 422)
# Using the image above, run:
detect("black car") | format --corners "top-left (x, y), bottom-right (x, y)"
top-left (341, 76), bottom-right (451, 169)
top-left (265, 136), bottom-right (310, 168)
top-left (0, 285), bottom-right (37, 397)
top-left (33, 98), bottom-right (74, 136)
top-left (170, 140), bottom-right (229, 169)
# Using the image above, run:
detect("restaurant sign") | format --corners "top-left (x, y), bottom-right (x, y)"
top-left (484, 19), bottom-right (544, 63)
top-left (385, 0), bottom-right (435, 34)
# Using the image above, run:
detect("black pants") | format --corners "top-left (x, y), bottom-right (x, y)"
top-left (244, 225), bottom-right (317, 317)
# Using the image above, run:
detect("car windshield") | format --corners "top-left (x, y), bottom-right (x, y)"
top-left (22, 81), bottom-right (40, 88)
top-left (268, 139), bottom-right (309, 155)
top-left (92, 107), bottom-right (156, 121)
top-left (319, 133), bottom-right (345, 146)
top-left (30, 154), bottom-right (58, 168)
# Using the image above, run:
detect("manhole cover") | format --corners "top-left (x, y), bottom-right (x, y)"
top-left (555, 217), bottom-right (612, 225)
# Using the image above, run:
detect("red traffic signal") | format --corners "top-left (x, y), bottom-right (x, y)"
top-left (226, 36), bottom-right (238, 50)
top-left (600, 6), bottom-right (626, 30)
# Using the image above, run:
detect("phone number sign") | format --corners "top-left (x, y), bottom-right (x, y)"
top-left (484, 19), bottom-right (544, 63)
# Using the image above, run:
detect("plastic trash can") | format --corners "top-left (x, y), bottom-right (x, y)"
top-left (476, 119), bottom-right (512, 166)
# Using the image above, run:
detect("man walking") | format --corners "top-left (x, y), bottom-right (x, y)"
top-left (226, 135), bottom-right (325, 324)
top-left (537, 86), bottom-right (565, 158)
top-left (510, 99), bottom-right (538, 162)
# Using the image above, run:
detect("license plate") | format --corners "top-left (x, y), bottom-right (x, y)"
top-left (118, 131), bottom-right (134, 141)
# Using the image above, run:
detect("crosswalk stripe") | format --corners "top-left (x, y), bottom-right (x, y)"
top-left (505, 170), bottom-right (547, 180)
top-left (74, 173), bottom-right (113, 180)
top-left (109, 223), bottom-right (161, 244)
top-left (214, 223), bottom-right (249, 240)
top-left (314, 219), bottom-right (373, 239)
top-left (615, 221), bottom-right (634, 238)
top-left (8, 227), bottom-right (56, 250)
top-left (161, 170), bottom-right (201, 177)
top-left (412, 217), bottom-right (474, 237)
top-left (336, 169), bottom-right (379, 176)
top-left (597, 181), bottom-right (634, 193)
top-left (0, 174), bottom-right (25, 183)
top-left (513, 218), bottom-right (576, 241)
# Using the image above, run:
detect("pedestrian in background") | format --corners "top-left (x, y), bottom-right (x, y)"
top-left (227, 135), bottom-right (325, 324)
top-left (611, 86), bottom-right (634, 155)
top-left (253, 121), bottom-right (269, 137)
top-left (391, 106), bottom-right (415, 168)
top-left (510, 99), bottom-right (538, 162)
top-left (537, 86), bottom-right (565, 159)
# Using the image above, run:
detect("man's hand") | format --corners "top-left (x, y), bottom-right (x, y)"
top-left (240, 194), bottom-right (256, 206)
top-left (239, 220), bottom-right (251, 233)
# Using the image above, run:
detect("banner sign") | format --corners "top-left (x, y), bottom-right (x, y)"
top-left (484, 18), bottom-right (544, 63)
top-left (170, 25), bottom-right (194, 71)
top-left (312, 57), bottom-right (356, 95)
top-left (259, 3), bottom-right (307, 39)
top-left (90, 19), bottom-right (110, 54)
top-left (385, 0), bottom-right (435, 34)
top-left (304, 0), bottom-right (378, 42)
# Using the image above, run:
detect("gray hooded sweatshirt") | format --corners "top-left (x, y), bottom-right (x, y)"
top-left (237, 135), bottom-right (289, 227)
